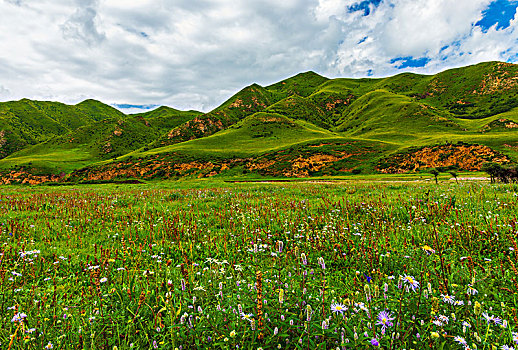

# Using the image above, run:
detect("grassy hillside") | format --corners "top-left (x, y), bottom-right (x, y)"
top-left (0, 103), bottom-right (201, 174)
top-left (0, 99), bottom-right (125, 159)
top-left (335, 89), bottom-right (462, 138)
top-left (130, 106), bottom-right (201, 131)
top-left (1, 61), bottom-right (518, 183)
top-left (141, 112), bottom-right (340, 158)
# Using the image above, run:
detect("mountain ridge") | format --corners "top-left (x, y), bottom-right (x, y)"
top-left (1, 61), bottom-right (518, 183)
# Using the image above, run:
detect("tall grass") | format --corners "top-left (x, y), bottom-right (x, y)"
top-left (0, 181), bottom-right (517, 349)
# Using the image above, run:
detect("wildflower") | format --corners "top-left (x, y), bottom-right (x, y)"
top-left (438, 315), bottom-right (449, 324)
top-left (45, 342), bottom-right (53, 349)
top-left (241, 313), bottom-right (253, 321)
top-left (482, 313), bottom-right (502, 325)
top-left (432, 320), bottom-right (443, 327)
top-left (11, 313), bottom-right (27, 323)
top-left (279, 289), bottom-right (284, 304)
top-left (501, 346), bottom-right (515, 350)
top-left (422, 245), bottom-right (435, 255)
top-left (331, 303), bottom-right (347, 314)
top-left (230, 330), bottom-right (236, 337)
top-left (277, 241), bottom-right (284, 253)
top-left (153, 340), bottom-right (158, 349)
top-left (364, 284), bottom-right (372, 301)
top-left (371, 338), bottom-right (380, 347)
top-left (431, 332), bottom-right (440, 339)
top-left (467, 285), bottom-right (478, 295)
top-left (318, 257), bottom-right (326, 270)
top-left (441, 294), bottom-right (455, 304)
top-left (306, 305), bottom-right (312, 321)
top-left (376, 311), bottom-right (395, 333)
top-left (402, 275), bottom-right (419, 291)
top-left (322, 319), bottom-right (329, 330)
top-left (454, 336), bottom-right (467, 347)
top-left (100, 277), bottom-right (108, 283)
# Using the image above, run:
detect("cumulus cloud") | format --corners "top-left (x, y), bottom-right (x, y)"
top-left (61, 0), bottom-right (105, 46)
top-left (0, 0), bottom-right (517, 112)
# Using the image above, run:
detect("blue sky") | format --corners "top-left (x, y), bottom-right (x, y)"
top-left (0, 0), bottom-right (517, 112)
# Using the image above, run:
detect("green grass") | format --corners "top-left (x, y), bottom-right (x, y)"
top-left (0, 148), bottom-right (93, 173)
top-left (1, 180), bottom-right (518, 349)
top-left (141, 113), bottom-right (340, 158)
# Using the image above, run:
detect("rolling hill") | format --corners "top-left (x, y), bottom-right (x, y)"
top-left (1, 61), bottom-right (518, 183)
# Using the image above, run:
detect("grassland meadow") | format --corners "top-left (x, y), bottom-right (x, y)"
top-left (0, 181), bottom-right (517, 349)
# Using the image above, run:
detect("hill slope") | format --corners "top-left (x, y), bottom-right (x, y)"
top-left (1, 61), bottom-right (518, 183)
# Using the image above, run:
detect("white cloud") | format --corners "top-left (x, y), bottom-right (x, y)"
top-left (0, 85), bottom-right (10, 98)
top-left (0, 0), bottom-right (517, 112)
top-left (61, 0), bottom-right (105, 46)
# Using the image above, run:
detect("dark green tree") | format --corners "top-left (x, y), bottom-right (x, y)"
top-left (429, 168), bottom-right (439, 184)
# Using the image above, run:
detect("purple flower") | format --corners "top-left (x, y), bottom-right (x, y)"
top-left (482, 313), bottom-right (502, 325)
top-left (277, 241), bottom-right (284, 253)
top-left (371, 338), bottom-right (380, 347)
top-left (402, 275), bottom-right (419, 291)
top-left (376, 310), bottom-right (395, 334)
top-left (153, 340), bottom-right (158, 349)
top-left (11, 313), bottom-right (27, 323)
top-left (454, 336), bottom-right (467, 347)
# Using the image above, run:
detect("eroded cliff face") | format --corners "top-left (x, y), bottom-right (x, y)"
top-left (377, 144), bottom-right (510, 173)
top-left (0, 170), bottom-right (64, 185)
top-left (68, 142), bottom-right (378, 181)
top-left (481, 118), bottom-right (518, 132)
top-left (477, 62), bottom-right (518, 95)
top-left (3, 142), bottom-right (513, 184)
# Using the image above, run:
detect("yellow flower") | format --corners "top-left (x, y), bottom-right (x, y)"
top-left (230, 330), bottom-right (236, 337)
top-left (431, 332), bottom-right (440, 339)
top-left (474, 301), bottom-right (482, 315)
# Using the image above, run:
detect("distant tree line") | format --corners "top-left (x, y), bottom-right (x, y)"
top-left (481, 162), bottom-right (518, 183)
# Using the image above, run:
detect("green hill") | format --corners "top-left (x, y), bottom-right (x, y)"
top-left (0, 99), bottom-right (125, 158)
top-left (0, 103), bottom-right (201, 174)
top-left (335, 89), bottom-right (462, 138)
top-left (1, 61), bottom-right (518, 183)
top-left (141, 112), bottom-right (340, 157)
top-left (129, 106), bottom-right (201, 131)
